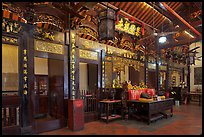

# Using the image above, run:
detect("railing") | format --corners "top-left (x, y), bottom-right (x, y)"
top-left (2, 95), bottom-right (20, 127)
top-left (79, 90), bottom-right (99, 113)
top-left (79, 88), bottom-right (125, 112)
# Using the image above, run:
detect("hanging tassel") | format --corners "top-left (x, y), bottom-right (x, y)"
top-left (142, 23), bottom-right (145, 35)
top-left (116, 10), bottom-right (120, 24)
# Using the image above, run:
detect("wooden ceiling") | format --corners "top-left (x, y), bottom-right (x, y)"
top-left (109, 2), bottom-right (181, 30)
top-left (2, 2), bottom-right (202, 54)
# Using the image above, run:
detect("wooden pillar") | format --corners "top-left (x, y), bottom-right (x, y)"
top-left (155, 37), bottom-right (160, 92)
top-left (101, 50), bottom-right (106, 92)
top-left (186, 45), bottom-right (191, 93)
top-left (187, 61), bottom-right (191, 93)
top-left (144, 47), bottom-right (148, 85)
top-left (19, 23), bottom-right (35, 134)
top-left (67, 30), bottom-right (82, 131)
top-left (64, 39), bottom-right (69, 99)
top-left (68, 30), bottom-right (79, 99)
top-left (75, 35), bottom-right (80, 98)
top-left (166, 60), bottom-right (170, 91)
top-left (182, 68), bottom-right (185, 82)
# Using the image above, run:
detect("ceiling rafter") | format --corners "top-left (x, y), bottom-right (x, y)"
top-left (130, 2), bottom-right (140, 15)
top-left (161, 2), bottom-right (202, 38)
top-left (134, 3), bottom-right (146, 19)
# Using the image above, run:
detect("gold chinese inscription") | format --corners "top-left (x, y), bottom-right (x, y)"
top-left (34, 40), bottom-right (64, 54)
top-left (70, 33), bottom-right (76, 98)
top-left (23, 49), bottom-right (28, 95)
top-left (102, 60), bottom-right (105, 88)
top-left (79, 49), bottom-right (98, 60)
top-left (115, 17), bottom-right (142, 37)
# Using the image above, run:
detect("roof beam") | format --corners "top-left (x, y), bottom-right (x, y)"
top-left (161, 2), bottom-right (202, 38)
top-left (147, 2), bottom-right (173, 22)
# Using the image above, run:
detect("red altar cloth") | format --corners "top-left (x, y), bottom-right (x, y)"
top-left (128, 88), bottom-right (155, 100)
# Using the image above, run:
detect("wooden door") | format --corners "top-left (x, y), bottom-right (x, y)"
top-left (87, 64), bottom-right (98, 91)
top-left (129, 66), bottom-right (140, 86)
top-left (33, 75), bottom-right (48, 118)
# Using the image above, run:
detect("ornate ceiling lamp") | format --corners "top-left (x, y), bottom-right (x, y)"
top-left (98, 5), bottom-right (116, 41)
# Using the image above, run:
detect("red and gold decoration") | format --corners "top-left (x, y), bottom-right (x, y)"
top-left (2, 18), bottom-right (22, 33)
top-left (115, 14), bottom-right (144, 39)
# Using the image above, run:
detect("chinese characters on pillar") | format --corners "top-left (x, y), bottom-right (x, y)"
top-left (23, 49), bottom-right (28, 95)
top-left (70, 33), bottom-right (76, 99)
top-left (101, 51), bottom-right (105, 92)
top-left (102, 60), bottom-right (105, 89)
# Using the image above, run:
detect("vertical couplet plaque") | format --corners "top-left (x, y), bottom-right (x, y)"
top-left (70, 31), bottom-right (77, 99)
top-left (101, 50), bottom-right (106, 92)
top-left (23, 49), bottom-right (28, 95)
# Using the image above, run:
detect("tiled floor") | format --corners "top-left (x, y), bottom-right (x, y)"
top-left (40, 102), bottom-right (202, 135)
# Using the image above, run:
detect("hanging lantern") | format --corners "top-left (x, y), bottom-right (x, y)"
top-left (98, 8), bottom-right (116, 41)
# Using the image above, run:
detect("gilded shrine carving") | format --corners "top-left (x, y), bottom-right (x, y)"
top-left (34, 40), bottom-right (64, 54)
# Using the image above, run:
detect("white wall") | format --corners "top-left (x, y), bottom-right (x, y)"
top-left (190, 41), bottom-right (202, 92)
top-left (79, 63), bottom-right (88, 90)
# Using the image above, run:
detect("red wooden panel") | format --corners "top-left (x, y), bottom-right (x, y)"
top-left (37, 23), bottom-right (42, 27)
top-left (12, 13), bottom-right (19, 21)
top-left (3, 10), bottom-right (10, 18)
top-left (44, 23), bottom-right (49, 29)
top-left (68, 99), bottom-right (84, 131)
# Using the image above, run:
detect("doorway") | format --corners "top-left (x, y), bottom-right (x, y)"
top-left (33, 57), bottom-right (64, 133)
top-left (79, 62), bottom-right (98, 123)
top-left (79, 62), bottom-right (98, 91)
